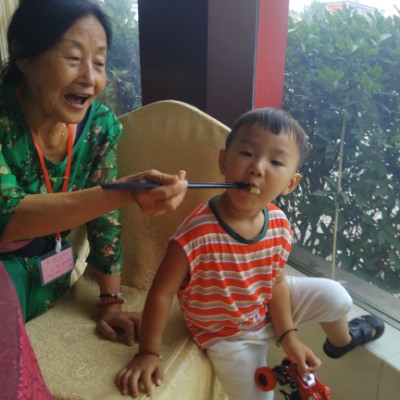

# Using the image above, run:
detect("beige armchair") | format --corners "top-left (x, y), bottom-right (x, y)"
top-left (26, 100), bottom-right (230, 400)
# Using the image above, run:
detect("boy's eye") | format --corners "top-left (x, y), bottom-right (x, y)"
top-left (271, 160), bottom-right (284, 166)
top-left (240, 150), bottom-right (253, 157)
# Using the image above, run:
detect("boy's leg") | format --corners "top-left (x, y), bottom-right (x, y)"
top-left (206, 326), bottom-right (274, 400)
top-left (286, 275), bottom-right (353, 325)
top-left (320, 318), bottom-right (352, 347)
top-left (286, 275), bottom-right (384, 358)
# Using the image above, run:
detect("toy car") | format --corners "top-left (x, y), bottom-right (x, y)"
top-left (255, 356), bottom-right (331, 400)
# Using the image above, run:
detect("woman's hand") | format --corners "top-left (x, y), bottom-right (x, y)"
top-left (120, 169), bottom-right (188, 216)
top-left (97, 304), bottom-right (141, 346)
top-left (281, 334), bottom-right (321, 376)
top-left (116, 354), bottom-right (164, 398)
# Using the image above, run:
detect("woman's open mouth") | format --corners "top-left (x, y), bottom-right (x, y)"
top-left (64, 93), bottom-right (90, 108)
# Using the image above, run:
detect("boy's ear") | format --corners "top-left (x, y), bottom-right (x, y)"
top-left (218, 149), bottom-right (227, 175)
top-left (281, 172), bottom-right (301, 196)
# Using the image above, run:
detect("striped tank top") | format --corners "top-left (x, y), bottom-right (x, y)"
top-left (174, 196), bottom-right (292, 348)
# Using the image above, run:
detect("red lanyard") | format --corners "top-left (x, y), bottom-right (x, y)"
top-left (30, 124), bottom-right (74, 251)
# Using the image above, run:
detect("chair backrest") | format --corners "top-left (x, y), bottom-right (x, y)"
top-left (117, 100), bottom-right (230, 290)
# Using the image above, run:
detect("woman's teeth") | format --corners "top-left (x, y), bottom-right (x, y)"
top-left (65, 93), bottom-right (89, 105)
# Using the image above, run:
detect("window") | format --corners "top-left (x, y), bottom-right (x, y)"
top-left (95, 0), bottom-right (142, 116)
top-left (0, 0), bottom-right (19, 68)
top-left (279, 1), bottom-right (400, 328)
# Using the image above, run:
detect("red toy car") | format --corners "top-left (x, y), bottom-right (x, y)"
top-left (255, 356), bottom-right (331, 400)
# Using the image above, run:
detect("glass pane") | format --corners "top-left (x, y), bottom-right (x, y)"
top-left (95, 0), bottom-right (141, 116)
top-left (281, 1), bottom-right (400, 326)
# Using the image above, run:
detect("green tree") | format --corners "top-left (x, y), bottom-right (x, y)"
top-left (281, 5), bottom-right (400, 294)
top-left (95, 0), bottom-right (141, 116)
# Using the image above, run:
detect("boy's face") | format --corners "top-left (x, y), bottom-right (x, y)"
top-left (219, 123), bottom-right (301, 208)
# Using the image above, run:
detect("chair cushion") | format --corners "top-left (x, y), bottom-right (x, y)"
top-left (117, 100), bottom-right (229, 290)
top-left (26, 275), bottom-right (226, 399)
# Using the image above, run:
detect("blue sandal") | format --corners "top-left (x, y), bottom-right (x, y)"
top-left (323, 315), bottom-right (385, 359)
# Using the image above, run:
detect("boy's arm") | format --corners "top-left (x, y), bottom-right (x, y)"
top-left (139, 240), bottom-right (189, 354)
top-left (268, 269), bottom-right (321, 376)
top-left (116, 240), bottom-right (189, 397)
top-left (268, 269), bottom-right (295, 339)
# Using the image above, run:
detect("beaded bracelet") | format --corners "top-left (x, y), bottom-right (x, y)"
top-left (99, 292), bottom-right (124, 299)
top-left (276, 328), bottom-right (298, 347)
top-left (97, 292), bottom-right (125, 307)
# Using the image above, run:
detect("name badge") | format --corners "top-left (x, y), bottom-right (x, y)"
top-left (38, 244), bottom-right (75, 286)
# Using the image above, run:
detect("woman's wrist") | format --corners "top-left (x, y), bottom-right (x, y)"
top-left (97, 302), bottom-right (124, 320)
top-left (97, 292), bottom-right (125, 308)
top-left (99, 182), bottom-right (134, 210)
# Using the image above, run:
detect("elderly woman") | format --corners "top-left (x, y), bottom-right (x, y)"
top-left (0, 0), bottom-right (187, 347)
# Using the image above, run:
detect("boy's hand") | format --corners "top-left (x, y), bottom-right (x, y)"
top-left (281, 335), bottom-right (321, 376)
top-left (116, 354), bottom-right (164, 398)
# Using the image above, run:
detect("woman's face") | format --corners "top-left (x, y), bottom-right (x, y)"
top-left (19, 15), bottom-right (108, 124)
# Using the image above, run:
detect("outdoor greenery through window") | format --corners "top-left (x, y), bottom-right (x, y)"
top-left (280, 2), bottom-right (400, 326)
top-left (95, 0), bottom-right (141, 116)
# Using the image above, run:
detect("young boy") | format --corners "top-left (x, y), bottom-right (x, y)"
top-left (116, 108), bottom-right (384, 399)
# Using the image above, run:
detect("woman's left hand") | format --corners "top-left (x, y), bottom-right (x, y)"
top-left (97, 304), bottom-right (141, 346)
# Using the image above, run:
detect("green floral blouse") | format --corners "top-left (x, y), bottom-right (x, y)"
top-left (0, 84), bottom-right (124, 278)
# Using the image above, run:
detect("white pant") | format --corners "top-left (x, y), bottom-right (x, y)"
top-left (206, 276), bottom-right (353, 400)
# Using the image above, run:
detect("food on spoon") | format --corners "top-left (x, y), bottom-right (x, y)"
top-left (249, 186), bottom-right (261, 195)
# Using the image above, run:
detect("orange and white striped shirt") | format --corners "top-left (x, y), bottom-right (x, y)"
top-left (174, 196), bottom-right (292, 348)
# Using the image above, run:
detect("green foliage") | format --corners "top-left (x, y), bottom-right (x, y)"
top-left (95, 0), bottom-right (141, 116)
top-left (280, 5), bottom-right (400, 294)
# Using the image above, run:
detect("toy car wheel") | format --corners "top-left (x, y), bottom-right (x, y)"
top-left (255, 366), bottom-right (277, 392)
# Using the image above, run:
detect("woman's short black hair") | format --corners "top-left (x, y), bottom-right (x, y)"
top-left (226, 108), bottom-right (310, 170)
top-left (1, 0), bottom-right (112, 85)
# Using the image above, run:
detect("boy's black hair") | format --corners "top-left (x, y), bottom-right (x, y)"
top-left (226, 108), bottom-right (310, 170)
top-left (1, 0), bottom-right (112, 85)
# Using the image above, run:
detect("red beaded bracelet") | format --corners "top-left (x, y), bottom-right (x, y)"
top-left (99, 292), bottom-right (124, 299)
top-left (97, 293), bottom-right (125, 307)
